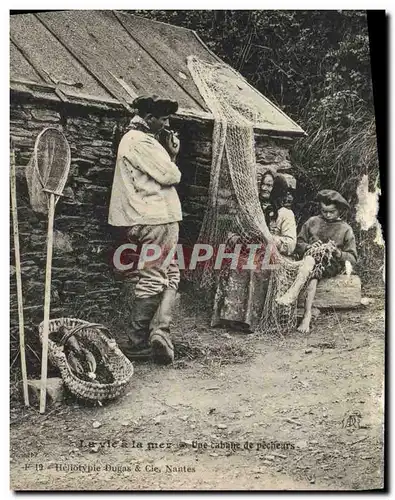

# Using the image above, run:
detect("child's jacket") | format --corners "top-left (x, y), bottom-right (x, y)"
top-left (296, 215), bottom-right (357, 266)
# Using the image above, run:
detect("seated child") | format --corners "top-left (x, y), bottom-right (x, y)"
top-left (296, 189), bottom-right (358, 333)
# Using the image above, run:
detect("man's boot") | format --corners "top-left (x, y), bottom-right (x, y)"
top-left (122, 294), bottom-right (162, 360)
top-left (149, 288), bottom-right (177, 365)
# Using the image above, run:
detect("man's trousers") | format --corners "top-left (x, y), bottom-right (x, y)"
top-left (125, 222), bottom-right (180, 298)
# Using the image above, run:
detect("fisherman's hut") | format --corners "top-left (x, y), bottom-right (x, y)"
top-left (10, 10), bottom-right (305, 359)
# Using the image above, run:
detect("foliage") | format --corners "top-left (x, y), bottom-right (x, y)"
top-left (130, 11), bottom-right (376, 197)
top-left (130, 10), bottom-right (382, 281)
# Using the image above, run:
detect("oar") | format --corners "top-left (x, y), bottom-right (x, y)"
top-left (10, 141), bottom-right (29, 406)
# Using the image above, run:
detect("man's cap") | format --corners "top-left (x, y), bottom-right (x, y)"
top-left (132, 95), bottom-right (178, 117)
top-left (317, 189), bottom-right (350, 209)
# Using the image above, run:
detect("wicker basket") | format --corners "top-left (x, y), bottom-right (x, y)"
top-left (38, 317), bottom-right (134, 402)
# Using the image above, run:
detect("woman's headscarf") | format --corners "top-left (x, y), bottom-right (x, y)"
top-left (264, 174), bottom-right (290, 227)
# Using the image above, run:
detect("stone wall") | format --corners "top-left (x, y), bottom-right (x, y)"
top-left (10, 95), bottom-right (294, 362)
top-left (11, 99), bottom-right (120, 324)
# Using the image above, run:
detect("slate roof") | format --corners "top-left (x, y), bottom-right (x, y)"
top-left (10, 10), bottom-right (305, 136)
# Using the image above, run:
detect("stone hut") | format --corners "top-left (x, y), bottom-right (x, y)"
top-left (10, 11), bottom-right (305, 345)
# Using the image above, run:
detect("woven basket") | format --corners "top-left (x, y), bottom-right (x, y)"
top-left (38, 317), bottom-right (134, 402)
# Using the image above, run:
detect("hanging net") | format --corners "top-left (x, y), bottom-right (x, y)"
top-left (186, 56), bottom-right (334, 334)
top-left (25, 127), bottom-right (71, 214)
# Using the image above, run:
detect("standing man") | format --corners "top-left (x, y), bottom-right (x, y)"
top-left (109, 95), bottom-right (182, 364)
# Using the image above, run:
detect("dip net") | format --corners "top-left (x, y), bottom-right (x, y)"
top-left (25, 127), bottom-right (71, 214)
top-left (187, 56), bottom-right (333, 334)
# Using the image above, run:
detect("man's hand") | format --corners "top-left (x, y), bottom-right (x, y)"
top-left (166, 133), bottom-right (180, 160)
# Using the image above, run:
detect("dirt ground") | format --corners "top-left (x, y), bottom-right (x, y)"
top-left (10, 286), bottom-right (385, 491)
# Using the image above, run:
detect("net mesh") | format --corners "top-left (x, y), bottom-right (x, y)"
top-left (305, 241), bottom-right (337, 280)
top-left (26, 127), bottom-right (71, 214)
top-left (186, 56), bottom-right (334, 334)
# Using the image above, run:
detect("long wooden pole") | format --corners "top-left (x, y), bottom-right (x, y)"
top-left (10, 146), bottom-right (29, 406)
top-left (39, 193), bottom-right (55, 414)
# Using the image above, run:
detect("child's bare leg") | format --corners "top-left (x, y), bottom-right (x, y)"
top-left (297, 278), bottom-right (318, 333)
top-left (277, 256), bottom-right (315, 305)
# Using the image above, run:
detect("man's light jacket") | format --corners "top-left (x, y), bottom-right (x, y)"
top-left (108, 128), bottom-right (182, 227)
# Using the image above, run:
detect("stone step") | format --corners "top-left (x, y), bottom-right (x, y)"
top-left (21, 378), bottom-right (65, 406)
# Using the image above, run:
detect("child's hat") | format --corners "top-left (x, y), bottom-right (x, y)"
top-left (317, 189), bottom-right (350, 209)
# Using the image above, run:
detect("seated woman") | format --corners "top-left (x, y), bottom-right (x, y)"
top-left (211, 169), bottom-right (297, 332)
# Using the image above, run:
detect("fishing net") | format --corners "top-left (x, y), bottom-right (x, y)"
top-left (25, 127), bottom-right (71, 214)
top-left (274, 241), bottom-right (337, 311)
top-left (186, 56), bottom-right (335, 334)
top-left (305, 241), bottom-right (337, 279)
